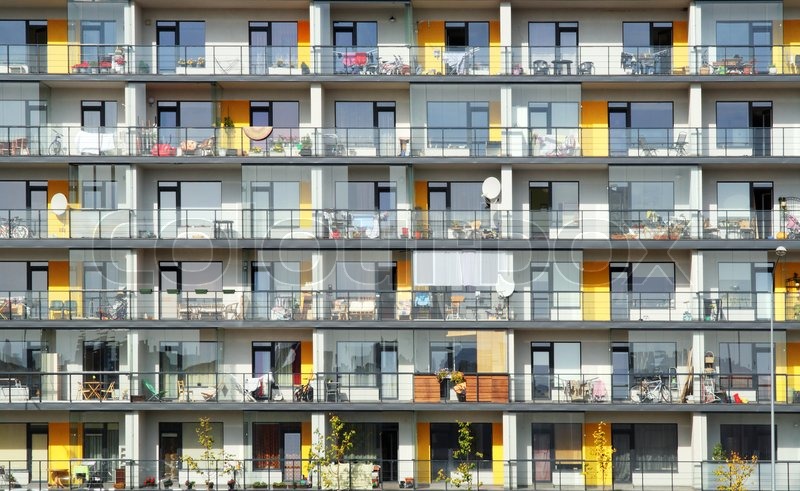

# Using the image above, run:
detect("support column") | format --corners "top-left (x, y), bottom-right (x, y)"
top-left (500, 2), bottom-right (511, 73)
top-left (690, 412), bottom-right (707, 489)
top-left (688, 83), bottom-right (702, 156)
top-left (310, 83), bottom-right (325, 151)
top-left (500, 164), bottom-right (513, 238)
top-left (503, 412), bottom-right (517, 489)
top-left (391, 165), bottom-right (410, 237)
top-left (124, 412), bottom-right (140, 488)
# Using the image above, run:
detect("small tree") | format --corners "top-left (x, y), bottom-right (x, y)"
top-left (307, 415), bottom-right (355, 490)
top-left (436, 421), bottom-right (483, 490)
top-left (583, 421), bottom-right (615, 490)
top-left (182, 418), bottom-right (241, 489)
top-left (714, 451), bottom-right (757, 491)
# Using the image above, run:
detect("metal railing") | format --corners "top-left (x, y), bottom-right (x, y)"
top-left (4, 125), bottom-right (800, 159)
top-left (5, 43), bottom-right (800, 78)
top-left (3, 288), bottom-right (800, 323)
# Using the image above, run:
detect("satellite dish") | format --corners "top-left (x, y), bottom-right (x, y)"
top-left (50, 193), bottom-right (68, 216)
top-left (495, 275), bottom-right (515, 298)
top-left (481, 177), bottom-right (501, 202)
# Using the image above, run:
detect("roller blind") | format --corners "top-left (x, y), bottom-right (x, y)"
top-left (413, 251), bottom-right (511, 287)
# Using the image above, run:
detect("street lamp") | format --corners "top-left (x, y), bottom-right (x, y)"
top-left (771, 245), bottom-right (786, 491)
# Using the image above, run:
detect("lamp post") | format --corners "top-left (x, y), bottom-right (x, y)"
top-left (771, 245), bottom-right (787, 491)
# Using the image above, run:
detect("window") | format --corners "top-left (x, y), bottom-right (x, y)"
top-left (336, 341), bottom-right (397, 387)
top-left (156, 101), bottom-right (214, 146)
top-left (0, 20), bottom-right (47, 73)
top-left (716, 21), bottom-right (772, 74)
top-left (716, 102), bottom-right (772, 155)
top-left (334, 102), bottom-right (396, 152)
top-left (430, 341), bottom-right (477, 373)
top-left (84, 422), bottom-right (119, 479)
top-left (413, 251), bottom-right (510, 288)
top-left (532, 342), bottom-right (580, 400)
top-left (82, 181), bottom-right (117, 209)
top-left (529, 22), bottom-right (578, 68)
top-left (716, 182), bottom-right (772, 229)
top-left (159, 341), bottom-right (217, 394)
top-left (608, 102), bottom-right (673, 155)
top-left (426, 102), bottom-right (489, 153)
top-left (252, 342), bottom-right (300, 387)
top-left (719, 342), bottom-right (771, 395)
top-left (632, 424), bottom-right (677, 471)
top-left (74, 165), bottom-right (124, 209)
top-left (249, 181), bottom-right (300, 229)
top-left (252, 423), bottom-right (301, 470)
top-left (608, 181), bottom-right (674, 236)
top-left (250, 101), bottom-right (300, 150)
top-left (80, 20), bottom-right (117, 67)
top-left (428, 182), bottom-right (485, 211)
top-left (532, 423), bottom-right (582, 481)
top-left (157, 21), bottom-right (205, 73)
top-left (335, 181), bottom-right (396, 211)
top-left (530, 181), bottom-right (579, 233)
top-left (531, 262), bottom-right (581, 318)
top-left (249, 21), bottom-right (298, 74)
top-left (81, 101), bottom-right (117, 129)
top-left (720, 424), bottom-right (772, 460)
top-left (83, 341), bottom-right (119, 385)
top-left (529, 102), bottom-right (579, 133)
top-left (611, 263), bottom-right (675, 315)
top-left (630, 342), bottom-right (676, 375)
top-left (445, 22), bottom-right (489, 72)
top-left (333, 21), bottom-right (377, 48)
top-left (430, 423), bottom-right (493, 463)
top-left (622, 22), bottom-right (672, 74)
top-left (159, 261), bottom-right (223, 291)
top-left (718, 262), bottom-right (772, 316)
top-left (335, 262), bottom-right (395, 291)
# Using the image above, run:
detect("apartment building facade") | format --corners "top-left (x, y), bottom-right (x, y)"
top-left (1, 0), bottom-right (800, 489)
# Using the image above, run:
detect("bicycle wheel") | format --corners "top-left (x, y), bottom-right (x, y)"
top-left (49, 140), bottom-right (62, 156)
top-left (659, 384), bottom-right (671, 403)
top-left (11, 225), bottom-right (29, 239)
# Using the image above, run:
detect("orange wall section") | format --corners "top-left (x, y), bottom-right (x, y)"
top-left (48, 422), bottom-right (83, 485)
top-left (218, 100), bottom-right (249, 153)
top-left (47, 20), bottom-right (69, 74)
top-left (297, 20), bottom-right (311, 68)
top-left (300, 340), bottom-right (313, 383)
top-left (582, 261), bottom-right (609, 320)
top-left (491, 422), bottom-right (503, 485)
top-left (673, 21), bottom-right (688, 72)
top-left (786, 20), bottom-right (800, 74)
top-left (416, 422), bottom-right (431, 483)
top-left (489, 21), bottom-right (501, 75)
top-left (580, 101), bottom-right (608, 156)
top-left (301, 421), bottom-right (311, 477)
top-left (583, 422), bottom-right (611, 487)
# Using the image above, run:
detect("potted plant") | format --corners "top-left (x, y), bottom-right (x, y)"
top-left (699, 63), bottom-right (712, 75)
top-left (163, 479), bottom-right (173, 489)
top-left (299, 135), bottom-right (313, 156)
top-left (251, 482), bottom-right (269, 489)
top-left (205, 481), bottom-right (214, 491)
top-left (8, 473), bottom-right (19, 488)
top-left (450, 370), bottom-right (467, 401)
top-left (143, 477), bottom-right (157, 488)
top-left (249, 146), bottom-right (263, 156)
top-left (185, 481), bottom-right (195, 490)
top-left (227, 479), bottom-right (235, 490)
top-left (769, 64), bottom-right (778, 75)
top-left (271, 138), bottom-right (286, 155)
top-left (197, 57), bottom-right (206, 68)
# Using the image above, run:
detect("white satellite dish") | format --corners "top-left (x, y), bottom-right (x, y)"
top-left (481, 177), bottom-right (501, 202)
top-left (50, 193), bottom-right (68, 216)
top-left (495, 274), bottom-right (515, 298)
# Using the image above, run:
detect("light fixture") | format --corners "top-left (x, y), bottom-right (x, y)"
top-left (389, 15), bottom-right (396, 23)
top-left (780, 196), bottom-right (787, 210)
top-left (147, 97), bottom-right (155, 107)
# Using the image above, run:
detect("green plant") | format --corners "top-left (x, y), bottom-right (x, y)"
top-left (714, 451), bottom-right (757, 491)
top-left (271, 138), bottom-right (285, 153)
top-left (450, 370), bottom-right (465, 385)
top-left (185, 481), bottom-right (195, 489)
top-left (181, 418), bottom-right (241, 490)
top-left (712, 442), bottom-right (726, 461)
top-left (249, 146), bottom-right (262, 154)
top-left (221, 116), bottom-right (234, 129)
top-left (301, 135), bottom-right (312, 149)
top-left (436, 421), bottom-right (482, 490)
top-left (436, 368), bottom-right (451, 382)
top-left (271, 484), bottom-right (287, 489)
top-left (307, 415), bottom-right (356, 490)
top-left (250, 482), bottom-right (269, 489)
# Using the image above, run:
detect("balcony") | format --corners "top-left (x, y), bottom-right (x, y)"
top-left (3, 126), bottom-right (798, 159)
top-left (6, 43), bottom-right (800, 77)
top-left (4, 207), bottom-right (792, 242)
top-left (3, 289), bottom-right (798, 324)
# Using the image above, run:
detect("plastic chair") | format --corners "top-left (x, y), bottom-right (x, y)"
top-left (638, 136), bottom-right (657, 156)
top-left (49, 300), bottom-right (64, 319)
top-left (672, 131), bottom-right (688, 156)
top-left (532, 60), bottom-right (550, 75)
top-left (142, 380), bottom-right (165, 401)
top-left (578, 61), bottom-right (595, 75)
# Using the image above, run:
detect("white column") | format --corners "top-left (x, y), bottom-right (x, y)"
top-left (500, 2), bottom-right (512, 74)
top-left (310, 2), bottom-right (330, 73)
top-left (310, 83), bottom-right (325, 151)
top-left (688, 83), bottom-right (702, 156)
top-left (691, 331), bottom-right (706, 403)
top-left (391, 165), bottom-right (410, 237)
top-left (127, 330), bottom-right (138, 400)
top-left (503, 412), bottom-right (517, 489)
top-left (397, 416), bottom-right (415, 483)
top-left (690, 412), bottom-right (707, 489)
top-left (125, 412), bottom-right (140, 488)
top-left (500, 164), bottom-right (513, 238)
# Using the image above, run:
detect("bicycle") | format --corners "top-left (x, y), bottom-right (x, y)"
top-left (293, 378), bottom-right (314, 402)
top-left (0, 216), bottom-right (30, 239)
top-left (631, 374), bottom-right (671, 403)
top-left (49, 130), bottom-right (63, 156)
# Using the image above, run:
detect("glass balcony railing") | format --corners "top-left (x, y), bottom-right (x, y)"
top-left (2, 368), bottom-right (799, 409)
top-left (6, 43), bottom-right (800, 77)
top-left (1, 456), bottom-right (788, 491)
top-left (2, 208), bottom-right (790, 242)
top-left (4, 289), bottom-right (799, 323)
top-left (3, 126), bottom-right (799, 159)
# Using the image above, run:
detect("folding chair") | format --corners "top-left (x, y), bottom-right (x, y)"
top-left (638, 136), bottom-right (657, 156)
top-left (142, 380), bottom-right (165, 401)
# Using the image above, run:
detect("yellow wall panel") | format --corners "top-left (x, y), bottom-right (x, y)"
top-left (414, 181), bottom-right (428, 210)
top-left (299, 180), bottom-right (312, 227)
top-left (48, 261), bottom-right (70, 319)
top-left (301, 421), bottom-right (311, 477)
top-left (416, 21), bottom-right (445, 74)
top-left (416, 423), bottom-right (431, 483)
top-left (492, 422), bottom-right (503, 485)
top-left (489, 21), bottom-right (501, 75)
top-left (297, 20), bottom-right (311, 68)
top-left (219, 100), bottom-right (249, 153)
top-left (396, 258), bottom-right (411, 290)
top-left (583, 422), bottom-right (611, 487)
top-left (787, 342), bottom-right (800, 394)
top-left (672, 21), bottom-right (688, 72)
top-left (477, 331), bottom-right (506, 372)
top-left (49, 422), bottom-right (83, 485)
top-left (48, 180), bottom-right (69, 238)
top-left (785, 20), bottom-right (800, 73)
top-left (580, 101), bottom-right (608, 156)
top-left (47, 19), bottom-right (69, 74)
top-left (300, 340), bottom-right (313, 382)
top-left (489, 101), bottom-right (501, 142)
top-left (583, 261), bottom-right (609, 321)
